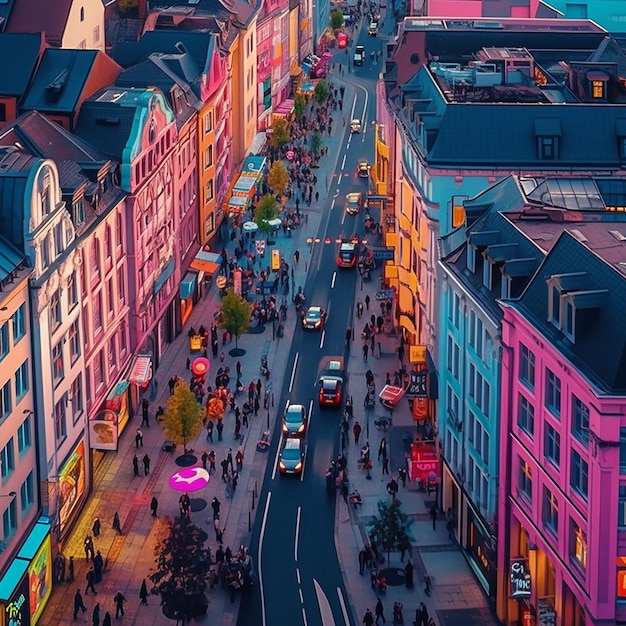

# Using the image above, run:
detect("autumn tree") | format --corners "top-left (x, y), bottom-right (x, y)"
top-left (267, 160), bottom-right (289, 198)
top-left (150, 517), bottom-right (213, 620)
top-left (206, 397), bottom-right (225, 422)
top-left (162, 381), bottom-right (204, 453)
top-left (368, 498), bottom-right (413, 563)
top-left (219, 289), bottom-right (252, 350)
top-left (269, 118), bottom-right (290, 149)
top-left (254, 194), bottom-right (280, 235)
top-left (293, 93), bottom-right (307, 118)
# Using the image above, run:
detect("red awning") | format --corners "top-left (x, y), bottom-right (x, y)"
top-left (379, 384), bottom-right (406, 408)
top-left (127, 355), bottom-right (152, 386)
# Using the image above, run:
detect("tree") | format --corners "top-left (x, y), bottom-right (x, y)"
top-left (269, 119), bottom-right (290, 149)
top-left (313, 79), bottom-right (330, 105)
top-left (219, 289), bottom-right (252, 350)
top-left (368, 499), bottom-right (413, 563)
top-left (293, 93), bottom-right (307, 118)
top-left (162, 381), bottom-right (204, 453)
top-left (330, 9), bottom-right (344, 30)
top-left (310, 131), bottom-right (323, 160)
top-left (206, 397), bottom-right (225, 422)
top-left (267, 160), bottom-right (289, 198)
top-left (254, 194), bottom-right (279, 235)
top-left (150, 517), bottom-right (213, 620)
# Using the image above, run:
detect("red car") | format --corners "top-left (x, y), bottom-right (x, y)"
top-left (318, 358), bottom-right (345, 407)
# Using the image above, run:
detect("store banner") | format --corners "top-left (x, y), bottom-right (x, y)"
top-left (510, 559), bottom-right (532, 599)
top-left (89, 409), bottom-right (119, 451)
top-left (58, 442), bottom-right (86, 535)
top-left (4, 573), bottom-right (30, 626)
top-left (28, 535), bottom-right (52, 625)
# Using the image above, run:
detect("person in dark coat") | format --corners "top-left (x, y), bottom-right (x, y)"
top-left (404, 559), bottom-right (414, 589)
top-left (68, 556), bottom-right (75, 582)
top-left (102, 611), bottom-right (112, 626)
top-left (73, 589), bottom-right (87, 618)
top-left (112, 512), bottom-right (122, 534)
top-left (375, 598), bottom-right (386, 624)
top-left (139, 579), bottom-right (149, 605)
top-left (150, 496), bottom-right (158, 517)
top-left (212, 497), bottom-right (221, 521)
top-left (93, 551), bottom-right (104, 584)
top-left (114, 591), bottom-right (127, 618)
top-left (85, 567), bottom-right (97, 595)
top-left (143, 453), bottom-right (151, 475)
top-left (92, 517), bottom-right (101, 538)
top-left (92, 602), bottom-right (100, 626)
top-left (133, 455), bottom-right (139, 477)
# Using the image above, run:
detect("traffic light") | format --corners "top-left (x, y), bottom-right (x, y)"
top-left (271, 249), bottom-right (281, 271)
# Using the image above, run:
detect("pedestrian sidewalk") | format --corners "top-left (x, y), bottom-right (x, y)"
top-left (334, 274), bottom-right (501, 626)
top-left (39, 88), bottom-right (354, 625)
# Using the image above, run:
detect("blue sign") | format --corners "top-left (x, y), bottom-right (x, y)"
top-left (373, 248), bottom-right (395, 261)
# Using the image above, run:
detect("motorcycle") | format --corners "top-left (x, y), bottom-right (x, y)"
top-left (370, 568), bottom-right (387, 594)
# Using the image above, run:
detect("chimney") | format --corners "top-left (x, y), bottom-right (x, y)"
top-left (138, 0), bottom-right (148, 19)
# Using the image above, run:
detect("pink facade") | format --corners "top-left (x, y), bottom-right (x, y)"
top-left (424, 0), bottom-right (539, 18)
top-left (497, 303), bottom-right (626, 626)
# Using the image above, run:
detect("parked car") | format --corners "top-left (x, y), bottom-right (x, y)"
top-left (302, 306), bottom-right (326, 330)
top-left (350, 119), bottom-right (362, 133)
top-left (357, 161), bottom-right (369, 178)
top-left (282, 404), bottom-right (307, 436)
top-left (279, 437), bottom-right (305, 475)
top-left (345, 192), bottom-right (364, 215)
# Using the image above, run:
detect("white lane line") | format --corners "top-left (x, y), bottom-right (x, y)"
top-left (341, 154), bottom-right (346, 170)
top-left (300, 444), bottom-right (308, 482)
top-left (320, 330), bottom-right (325, 349)
top-left (308, 400), bottom-right (313, 427)
top-left (337, 587), bottom-right (350, 626)
top-left (331, 272), bottom-right (337, 289)
top-left (289, 353), bottom-right (299, 393)
top-left (302, 607), bottom-right (308, 626)
top-left (294, 505), bottom-right (302, 561)
top-left (296, 568), bottom-right (301, 585)
top-left (299, 588), bottom-right (305, 603)
top-left (258, 492), bottom-right (272, 626)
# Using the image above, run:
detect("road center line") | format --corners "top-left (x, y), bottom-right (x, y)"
top-left (258, 491), bottom-right (272, 626)
top-left (289, 352), bottom-right (299, 393)
top-left (319, 329), bottom-right (325, 349)
top-left (331, 271), bottom-right (337, 289)
top-left (294, 505), bottom-right (301, 561)
top-left (341, 154), bottom-right (346, 170)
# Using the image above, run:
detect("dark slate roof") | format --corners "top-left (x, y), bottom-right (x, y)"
top-left (0, 235), bottom-right (25, 283)
top-left (20, 48), bottom-right (99, 114)
top-left (515, 231), bottom-right (626, 393)
top-left (149, 0), bottom-right (256, 27)
top-left (5, 0), bottom-right (73, 46)
top-left (0, 0), bottom-right (15, 32)
top-left (0, 32), bottom-right (44, 97)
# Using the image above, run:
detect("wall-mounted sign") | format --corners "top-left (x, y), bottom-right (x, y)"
top-left (405, 371), bottom-right (427, 398)
top-left (4, 573), bottom-right (30, 626)
top-left (510, 559), bottom-right (532, 599)
top-left (372, 248), bottom-right (395, 261)
top-left (89, 409), bottom-right (118, 451)
top-left (28, 535), bottom-right (52, 625)
top-left (58, 441), bottom-right (86, 535)
top-left (409, 344), bottom-right (427, 364)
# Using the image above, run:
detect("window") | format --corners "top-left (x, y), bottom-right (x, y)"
top-left (17, 414), bottom-right (31, 454)
top-left (519, 344), bottom-right (535, 389)
top-left (72, 198), bottom-right (85, 226)
top-left (0, 323), bottom-right (8, 361)
top-left (54, 222), bottom-right (63, 256)
top-left (67, 273), bottom-right (78, 311)
top-left (70, 375), bottom-right (83, 422)
top-left (542, 486), bottom-right (558, 534)
top-left (519, 459), bottom-right (532, 500)
top-left (93, 25), bottom-right (100, 44)
top-left (12, 305), bottom-right (25, 343)
top-left (0, 381), bottom-right (11, 419)
top-left (1, 438), bottom-right (14, 479)
top-left (545, 369), bottom-right (561, 417)
top-left (92, 292), bottom-right (102, 335)
top-left (119, 322), bottom-right (127, 355)
top-left (572, 396), bottom-right (589, 445)
top-left (570, 520), bottom-right (587, 570)
top-left (592, 80), bottom-right (604, 99)
top-left (68, 320), bottom-right (80, 363)
top-left (2, 498), bottom-right (17, 538)
top-left (540, 136), bottom-right (555, 159)
top-left (571, 451), bottom-right (589, 499)
top-left (20, 472), bottom-right (34, 512)
top-left (446, 336), bottom-right (459, 379)
top-left (80, 6), bottom-right (85, 21)
top-left (620, 428), bottom-right (626, 474)
top-left (49, 289), bottom-right (61, 329)
top-left (205, 179), bottom-right (214, 202)
top-left (204, 111), bottom-right (213, 133)
top-left (54, 398), bottom-right (67, 441)
top-left (108, 336), bottom-right (117, 372)
top-left (115, 213), bottom-right (123, 252)
top-left (451, 293), bottom-right (460, 329)
top-left (94, 350), bottom-right (105, 388)
top-left (107, 279), bottom-right (114, 316)
top-left (619, 486), bottom-right (626, 528)
top-left (518, 394), bottom-right (535, 436)
top-left (14, 360), bottom-right (28, 400)
top-left (204, 145), bottom-right (214, 169)
top-left (446, 385), bottom-right (459, 422)
top-left (52, 342), bottom-right (64, 385)
top-left (482, 431), bottom-right (489, 465)
top-left (104, 226), bottom-right (112, 260)
top-left (91, 240), bottom-right (101, 283)
top-left (41, 233), bottom-right (50, 267)
top-left (544, 423), bottom-right (561, 466)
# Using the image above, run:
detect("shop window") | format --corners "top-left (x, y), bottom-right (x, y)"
top-left (518, 394), bottom-right (535, 437)
top-left (545, 368), bottom-right (561, 418)
top-left (544, 423), bottom-right (561, 467)
top-left (519, 344), bottom-right (535, 390)
top-left (569, 519), bottom-right (587, 570)
top-left (571, 451), bottom-right (589, 500)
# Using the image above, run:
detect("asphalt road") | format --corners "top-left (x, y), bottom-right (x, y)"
top-left (237, 27), bottom-right (381, 626)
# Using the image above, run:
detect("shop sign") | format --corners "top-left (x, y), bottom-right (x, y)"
top-left (409, 344), bottom-right (427, 364)
top-left (375, 289), bottom-right (395, 301)
top-left (510, 559), bottom-right (532, 599)
top-left (58, 441), bottom-right (86, 535)
top-left (405, 371), bottom-right (427, 398)
top-left (372, 248), bottom-right (395, 261)
top-left (89, 409), bottom-right (118, 451)
top-left (5, 573), bottom-right (30, 626)
top-left (28, 535), bottom-right (52, 625)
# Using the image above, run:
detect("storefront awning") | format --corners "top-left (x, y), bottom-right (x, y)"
top-left (17, 519), bottom-right (51, 559)
top-left (128, 354), bottom-right (152, 386)
top-left (273, 98), bottom-right (294, 118)
top-left (233, 175), bottom-right (256, 195)
top-left (399, 314), bottom-right (416, 336)
top-left (190, 249), bottom-right (221, 274)
top-left (154, 257), bottom-right (175, 294)
top-left (180, 271), bottom-right (197, 300)
top-left (229, 195), bottom-right (249, 208)
top-left (241, 155), bottom-right (266, 177)
top-left (0, 558), bottom-right (28, 600)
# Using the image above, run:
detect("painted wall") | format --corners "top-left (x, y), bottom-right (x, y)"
top-left (425, 0), bottom-right (539, 18)
top-left (62, 0), bottom-right (105, 51)
top-left (540, 1), bottom-right (626, 33)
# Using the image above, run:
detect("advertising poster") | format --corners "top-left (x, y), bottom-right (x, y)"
top-left (28, 536), bottom-right (51, 625)
top-left (58, 442), bottom-right (86, 535)
top-left (3, 573), bottom-right (30, 626)
top-left (89, 409), bottom-right (119, 451)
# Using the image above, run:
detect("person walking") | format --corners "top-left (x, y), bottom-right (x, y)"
top-left (397, 344), bottom-right (405, 365)
top-left (113, 591), bottom-right (127, 618)
top-left (139, 579), bottom-right (149, 606)
top-left (102, 612), bottom-right (112, 626)
top-left (358, 548), bottom-right (366, 575)
top-left (430, 504), bottom-right (438, 530)
top-left (216, 419), bottom-right (224, 441)
top-left (363, 608), bottom-right (375, 626)
top-left (353, 421), bottom-right (362, 445)
top-left (84, 535), bottom-right (95, 561)
top-left (357, 300), bottom-right (363, 318)
top-left (133, 454), bottom-right (139, 477)
top-left (112, 512), bottom-right (122, 534)
top-left (150, 496), bottom-right (158, 518)
top-left (375, 598), bottom-right (386, 624)
top-left (206, 419), bottom-right (214, 442)
top-left (93, 551), bottom-right (104, 583)
top-left (201, 451), bottom-right (208, 470)
top-left (235, 449), bottom-right (244, 473)
top-left (419, 602), bottom-right (429, 626)
top-left (446, 507), bottom-right (456, 541)
top-left (364, 294), bottom-right (371, 310)
top-left (211, 497), bottom-right (221, 521)
top-left (74, 589), bottom-right (87, 619)
top-left (85, 567), bottom-right (97, 595)
top-left (362, 343), bottom-right (369, 362)
top-left (143, 453), bottom-right (151, 476)
top-left (208, 450), bottom-right (216, 474)
top-left (141, 399), bottom-right (150, 427)
top-left (92, 517), bottom-right (101, 538)
top-left (135, 428), bottom-right (143, 448)
top-left (226, 448), bottom-right (234, 472)
top-left (68, 556), bottom-right (75, 582)
top-left (92, 602), bottom-right (101, 626)
top-left (221, 458), bottom-right (229, 481)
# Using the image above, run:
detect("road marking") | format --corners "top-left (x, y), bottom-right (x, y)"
top-left (258, 491), bottom-right (272, 626)
top-left (341, 154), bottom-right (346, 170)
top-left (337, 587), bottom-right (350, 626)
top-left (300, 443), bottom-right (308, 482)
top-left (302, 607), bottom-right (309, 626)
top-left (319, 330), bottom-right (325, 349)
top-left (299, 588), bottom-right (305, 603)
top-left (294, 505), bottom-right (302, 560)
top-left (271, 433), bottom-right (281, 480)
top-left (308, 400), bottom-right (313, 425)
top-left (289, 353), bottom-right (299, 393)
top-left (313, 578), bottom-right (336, 626)
top-left (331, 272), bottom-right (337, 289)
top-left (297, 568), bottom-right (301, 584)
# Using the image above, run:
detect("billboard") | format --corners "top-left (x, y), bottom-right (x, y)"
top-left (58, 441), bottom-right (86, 535)
top-left (28, 536), bottom-right (52, 625)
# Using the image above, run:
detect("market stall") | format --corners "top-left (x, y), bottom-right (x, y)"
top-left (408, 441), bottom-right (440, 492)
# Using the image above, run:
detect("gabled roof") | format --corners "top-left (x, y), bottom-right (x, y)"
top-left (149, 0), bottom-right (258, 28)
top-left (21, 48), bottom-right (122, 116)
top-left (516, 231), bottom-right (626, 392)
top-left (0, 32), bottom-right (45, 97)
top-left (6, 0), bottom-right (73, 46)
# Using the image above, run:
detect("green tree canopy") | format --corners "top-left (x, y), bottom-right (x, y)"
top-left (313, 79), bottom-right (330, 105)
top-left (269, 119), bottom-right (290, 149)
top-left (219, 289), bottom-right (252, 348)
top-left (254, 193), bottom-right (280, 234)
top-left (310, 131), bottom-right (323, 157)
top-left (330, 9), bottom-right (344, 30)
top-left (162, 381), bottom-right (204, 452)
top-left (267, 160), bottom-right (289, 198)
top-left (368, 498), bottom-right (413, 563)
top-left (293, 93), bottom-right (307, 118)
top-left (150, 517), bottom-right (213, 618)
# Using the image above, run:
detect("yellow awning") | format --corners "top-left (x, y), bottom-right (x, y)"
top-left (190, 250), bottom-right (221, 274)
top-left (400, 314), bottom-right (416, 336)
top-left (384, 265), bottom-right (398, 279)
top-left (399, 284), bottom-right (414, 312)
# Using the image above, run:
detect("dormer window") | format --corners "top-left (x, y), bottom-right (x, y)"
top-left (534, 119), bottom-right (561, 161)
top-left (586, 71), bottom-right (608, 100)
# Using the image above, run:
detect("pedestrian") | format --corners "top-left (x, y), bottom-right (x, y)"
top-left (92, 517), bottom-right (101, 538)
top-left (357, 300), bottom-right (363, 318)
top-left (211, 497), bottom-right (221, 521)
top-left (135, 428), bottom-right (143, 448)
top-left (168, 376), bottom-right (177, 394)
top-left (404, 559), bottom-right (414, 589)
top-left (93, 551), bottom-right (103, 583)
top-left (353, 421), bottom-right (362, 445)
top-left (216, 419), bottom-right (224, 441)
top-left (68, 556), bottom-right (75, 582)
top-left (254, 396), bottom-right (260, 416)
top-left (430, 504), bottom-right (438, 530)
top-left (446, 507), bottom-right (456, 541)
top-left (133, 454), bottom-right (139, 477)
top-left (55, 553), bottom-right (66, 582)
top-left (150, 496), bottom-right (158, 518)
top-left (102, 612), bottom-right (112, 626)
top-left (294, 250), bottom-right (300, 264)
top-left (398, 467), bottom-right (408, 488)
top-left (397, 344), bottom-right (405, 364)
top-left (235, 449), bottom-right (244, 473)
top-left (114, 591), bottom-right (127, 618)
top-left (420, 602), bottom-right (429, 626)
top-left (112, 512), bottom-right (122, 534)
top-left (365, 294), bottom-right (370, 310)
top-left (143, 453), bottom-right (151, 475)
top-left (363, 608), bottom-right (374, 626)
top-left (362, 343), bottom-right (369, 362)
top-left (221, 458), bottom-right (229, 481)
top-left (74, 589), bottom-right (87, 619)
top-left (141, 399), bottom-right (150, 427)
top-left (201, 451), bottom-right (209, 469)
top-left (375, 598), bottom-right (386, 624)
top-left (234, 416), bottom-right (242, 440)
top-left (381, 455), bottom-right (389, 475)
top-left (92, 602), bottom-right (100, 626)
top-left (358, 548), bottom-right (366, 575)
top-left (206, 419), bottom-right (214, 442)
top-left (315, 191), bottom-right (319, 203)
top-left (84, 535), bottom-right (95, 561)
top-left (227, 447), bottom-right (234, 471)
top-left (387, 477), bottom-right (398, 500)
top-left (139, 579), bottom-right (149, 606)
top-left (208, 450), bottom-right (216, 474)
top-left (378, 438), bottom-right (387, 461)
top-left (85, 567), bottom-right (97, 595)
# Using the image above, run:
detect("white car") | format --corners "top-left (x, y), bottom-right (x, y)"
top-left (350, 119), bottom-right (362, 133)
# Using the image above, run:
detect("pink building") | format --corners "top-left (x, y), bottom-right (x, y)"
top-left (497, 229), bottom-right (626, 626)
top-left (423, 0), bottom-right (542, 18)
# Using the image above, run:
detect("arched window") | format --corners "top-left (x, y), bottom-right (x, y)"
top-left (80, 7), bottom-right (85, 21)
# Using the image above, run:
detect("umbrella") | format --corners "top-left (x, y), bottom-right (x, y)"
top-left (286, 150), bottom-right (295, 161)
top-left (192, 357), bottom-right (211, 377)
top-left (243, 221), bottom-right (259, 233)
top-left (169, 467), bottom-right (210, 492)
top-left (267, 218), bottom-right (282, 229)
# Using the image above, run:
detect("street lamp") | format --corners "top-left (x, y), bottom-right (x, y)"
top-left (0, 492), bottom-right (16, 499)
